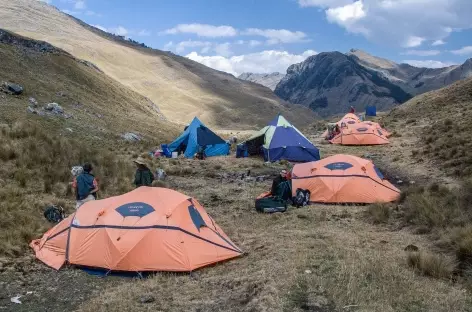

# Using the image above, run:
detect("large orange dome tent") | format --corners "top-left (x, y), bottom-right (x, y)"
top-left (291, 154), bottom-right (400, 204)
top-left (31, 187), bottom-right (242, 272)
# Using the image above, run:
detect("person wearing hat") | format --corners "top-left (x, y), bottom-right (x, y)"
top-left (133, 156), bottom-right (154, 188)
top-left (72, 163), bottom-right (99, 209)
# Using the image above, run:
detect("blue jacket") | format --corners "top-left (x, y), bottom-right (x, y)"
top-left (76, 173), bottom-right (96, 200)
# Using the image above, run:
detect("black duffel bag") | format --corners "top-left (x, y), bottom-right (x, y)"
top-left (255, 196), bottom-right (287, 213)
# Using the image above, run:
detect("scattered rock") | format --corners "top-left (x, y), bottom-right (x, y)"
top-left (122, 132), bottom-right (142, 142)
top-left (2, 82), bottom-right (24, 95)
top-left (29, 97), bottom-right (38, 107)
top-left (404, 244), bottom-right (419, 252)
top-left (304, 269), bottom-right (312, 274)
top-left (379, 240), bottom-right (388, 244)
top-left (56, 91), bottom-right (67, 97)
top-left (45, 102), bottom-right (64, 114)
top-left (27, 106), bottom-right (37, 114)
top-left (397, 180), bottom-right (404, 185)
top-left (139, 295), bottom-right (155, 304)
top-left (66, 128), bottom-right (73, 133)
top-left (409, 180), bottom-right (416, 185)
top-left (297, 214), bottom-right (309, 219)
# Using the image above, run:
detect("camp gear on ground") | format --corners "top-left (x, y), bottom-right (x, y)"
top-left (241, 114), bottom-right (320, 162)
top-left (236, 143), bottom-right (249, 158)
top-left (291, 154), bottom-right (400, 204)
top-left (134, 167), bottom-right (154, 187)
top-left (293, 189), bottom-right (311, 208)
top-left (160, 144), bottom-right (172, 158)
top-left (155, 168), bottom-right (166, 181)
top-left (74, 173), bottom-right (97, 200)
top-left (255, 194), bottom-right (287, 213)
top-left (366, 105), bottom-right (377, 117)
top-left (44, 205), bottom-right (65, 223)
top-left (168, 117), bottom-right (230, 158)
top-left (349, 106), bottom-right (355, 114)
top-left (271, 174), bottom-right (287, 195)
top-left (30, 187), bottom-right (242, 272)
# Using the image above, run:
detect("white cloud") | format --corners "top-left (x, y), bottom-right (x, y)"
top-left (163, 24), bottom-right (237, 37)
top-left (186, 50), bottom-right (317, 76)
top-left (110, 26), bottom-right (128, 36)
top-left (299, 0), bottom-right (353, 7)
top-left (450, 46), bottom-right (472, 55)
top-left (432, 39), bottom-right (446, 46)
top-left (92, 24), bottom-right (107, 32)
top-left (249, 40), bottom-right (262, 47)
top-left (242, 28), bottom-right (308, 44)
top-left (163, 41), bottom-right (174, 51)
top-left (301, 0), bottom-right (472, 48)
top-left (402, 50), bottom-right (441, 57)
top-left (402, 60), bottom-right (457, 68)
top-left (74, 0), bottom-right (85, 9)
top-left (38, 0), bottom-right (52, 4)
top-left (137, 29), bottom-right (151, 37)
top-left (214, 43), bottom-right (232, 57)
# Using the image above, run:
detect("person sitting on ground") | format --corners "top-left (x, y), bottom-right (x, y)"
top-left (271, 169), bottom-right (288, 196)
top-left (72, 163), bottom-right (99, 209)
top-left (133, 156), bottom-right (154, 187)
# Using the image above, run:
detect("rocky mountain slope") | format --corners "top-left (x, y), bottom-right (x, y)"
top-left (0, 0), bottom-right (314, 129)
top-left (238, 72), bottom-right (285, 91)
top-left (275, 49), bottom-right (472, 117)
top-left (0, 29), bottom-right (178, 143)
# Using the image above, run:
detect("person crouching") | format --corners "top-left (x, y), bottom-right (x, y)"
top-left (72, 163), bottom-right (98, 209)
top-left (133, 156), bottom-right (154, 187)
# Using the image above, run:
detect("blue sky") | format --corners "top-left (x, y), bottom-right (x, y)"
top-left (44, 0), bottom-right (472, 75)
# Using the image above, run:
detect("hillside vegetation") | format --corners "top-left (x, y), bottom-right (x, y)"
top-left (0, 29), bottom-right (178, 143)
top-left (386, 77), bottom-right (472, 178)
top-left (0, 0), bottom-right (315, 129)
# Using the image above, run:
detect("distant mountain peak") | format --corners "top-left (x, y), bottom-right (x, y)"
top-left (238, 72), bottom-right (285, 91)
top-left (347, 49), bottom-right (397, 69)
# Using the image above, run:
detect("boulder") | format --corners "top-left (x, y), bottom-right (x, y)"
top-left (29, 97), bottom-right (38, 107)
top-left (122, 132), bottom-right (142, 142)
top-left (2, 82), bottom-right (24, 95)
top-left (45, 103), bottom-right (64, 114)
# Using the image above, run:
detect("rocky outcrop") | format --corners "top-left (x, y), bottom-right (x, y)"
top-left (238, 72), bottom-right (285, 91)
top-left (275, 49), bottom-right (472, 117)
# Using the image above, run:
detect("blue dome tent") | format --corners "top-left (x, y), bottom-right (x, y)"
top-left (240, 115), bottom-right (320, 162)
top-left (167, 117), bottom-right (230, 158)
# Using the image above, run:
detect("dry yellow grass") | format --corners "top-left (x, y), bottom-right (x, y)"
top-left (0, 0), bottom-right (315, 129)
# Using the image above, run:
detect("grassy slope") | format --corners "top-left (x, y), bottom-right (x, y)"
top-left (385, 77), bottom-right (472, 178)
top-left (0, 0), bottom-right (315, 129)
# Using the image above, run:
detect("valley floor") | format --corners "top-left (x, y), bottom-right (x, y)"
top-left (0, 129), bottom-right (470, 312)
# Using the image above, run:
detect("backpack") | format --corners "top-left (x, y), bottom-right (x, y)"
top-left (44, 205), bottom-right (65, 223)
top-left (293, 189), bottom-right (311, 208)
top-left (255, 196), bottom-right (287, 213)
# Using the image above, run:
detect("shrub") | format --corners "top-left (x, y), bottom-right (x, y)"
top-left (367, 203), bottom-right (391, 224)
top-left (407, 251), bottom-right (457, 279)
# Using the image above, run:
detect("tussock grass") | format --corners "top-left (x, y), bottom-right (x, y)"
top-left (406, 251), bottom-right (457, 279)
top-left (366, 203), bottom-right (391, 224)
top-left (0, 122), bottom-right (136, 257)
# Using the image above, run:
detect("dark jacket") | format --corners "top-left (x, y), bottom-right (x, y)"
top-left (134, 168), bottom-right (154, 187)
top-left (271, 175), bottom-right (287, 196)
top-left (76, 173), bottom-right (96, 200)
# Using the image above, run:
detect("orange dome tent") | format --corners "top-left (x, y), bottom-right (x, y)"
top-left (30, 187), bottom-right (242, 272)
top-left (291, 154), bottom-right (400, 204)
top-left (330, 122), bottom-right (390, 145)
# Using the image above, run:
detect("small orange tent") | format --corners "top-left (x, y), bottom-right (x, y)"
top-left (330, 122), bottom-right (390, 145)
top-left (31, 187), bottom-right (242, 272)
top-left (291, 154), bottom-right (400, 204)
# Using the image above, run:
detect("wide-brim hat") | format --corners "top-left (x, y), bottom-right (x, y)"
top-left (133, 157), bottom-right (148, 167)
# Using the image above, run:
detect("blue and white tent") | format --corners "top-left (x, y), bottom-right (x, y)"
top-left (168, 117), bottom-right (230, 158)
top-left (242, 115), bottom-right (320, 162)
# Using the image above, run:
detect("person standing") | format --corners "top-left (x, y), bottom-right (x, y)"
top-left (72, 163), bottom-right (98, 209)
top-left (133, 157), bottom-right (154, 187)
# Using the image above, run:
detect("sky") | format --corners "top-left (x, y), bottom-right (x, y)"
top-left (41, 0), bottom-right (472, 76)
